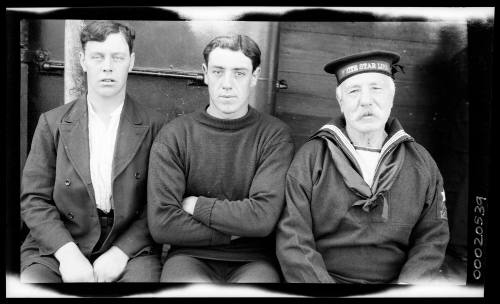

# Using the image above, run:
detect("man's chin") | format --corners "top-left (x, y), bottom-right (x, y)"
top-left (93, 88), bottom-right (121, 98)
top-left (216, 103), bottom-right (242, 114)
top-left (353, 122), bottom-right (384, 133)
top-left (209, 103), bottom-right (248, 119)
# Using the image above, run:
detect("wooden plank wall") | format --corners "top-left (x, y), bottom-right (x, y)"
top-left (274, 21), bottom-right (468, 150)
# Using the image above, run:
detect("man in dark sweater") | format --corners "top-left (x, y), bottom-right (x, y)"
top-left (276, 50), bottom-right (450, 283)
top-left (147, 34), bottom-right (294, 282)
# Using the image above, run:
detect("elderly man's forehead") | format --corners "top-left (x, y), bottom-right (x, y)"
top-left (341, 72), bottom-right (392, 87)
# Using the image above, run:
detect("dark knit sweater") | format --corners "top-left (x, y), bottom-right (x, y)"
top-left (147, 106), bottom-right (294, 262)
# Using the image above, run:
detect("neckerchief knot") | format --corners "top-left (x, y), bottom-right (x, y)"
top-left (352, 192), bottom-right (389, 221)
top-left (312, 117), bottom-right (412, 224)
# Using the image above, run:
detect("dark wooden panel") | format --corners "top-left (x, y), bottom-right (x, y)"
top-left (127, 74), bottom-right (209, 120)
top-left (29, 19), bottom-right (65, 61)
top-left (276, 93), bottom-right (337, 119)
top-left (280, 21), bottom-right (468, 46)
top-left (130, 21), bottom-right (277, 73)
top-left (278, 30), bottom-right (457, 77)
top-left (276, 112), bottom-right (330, 148)
top-left (26, 20), bottom-right (66, 151)
top-left (27, 73), bottom-right (64, 147)
top-left (21, 63), bottom-right (29, 175)
top-left (277, 72), bottom-right (336, 104)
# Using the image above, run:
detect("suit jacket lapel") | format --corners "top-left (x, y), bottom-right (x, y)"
top-left (59, 96), bottom-right (93, 186)
top-left (112, 95), bottom-right (149, 181)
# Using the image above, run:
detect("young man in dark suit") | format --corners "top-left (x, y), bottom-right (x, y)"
top-left (20, 20), bottom-right (166, 283)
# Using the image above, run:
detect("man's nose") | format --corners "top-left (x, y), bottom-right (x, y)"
top-left (359, 88), bottom-right (372, 106)
top-left (221, 72), bottom-right (232, 89)
top-left (102, 56), bottom-right (113, 72)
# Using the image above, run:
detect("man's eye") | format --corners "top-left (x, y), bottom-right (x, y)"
top-left (348, 89), bottom-right (359, 94)
top-left (235, 72), bottom-right (246, 77)
top-left (113, 56), bottom-right (125, 61)
top-left (212, 70), bottom-right (222, 75)
top-left (91, 55), bottom-right (103, 60)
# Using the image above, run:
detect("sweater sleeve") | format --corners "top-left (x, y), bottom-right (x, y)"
top-left (398, 154), bottom-right (450, 283)
top-left (147, 130), bottom-right (231, 246)
top-left (192, 137), bottom-right (294, 238)
top-left (20, 114), bottom-right (75, 256)
top-left (275, 144), bottom-right (335, 283)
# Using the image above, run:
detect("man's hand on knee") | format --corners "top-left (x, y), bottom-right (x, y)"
top-left (54, 242), bottom-right (95, 282)
top-left (92, 245), bottom-right (130, 282)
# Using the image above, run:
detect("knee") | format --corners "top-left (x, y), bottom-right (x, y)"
top-left (229, 261), bottom-right (281, 283)
top-left (119, 254), bottom-right (162, 282)
top-left (21, 264), bottom-right (62, 283)
top-left (160, 255), bottom-right (214, 283)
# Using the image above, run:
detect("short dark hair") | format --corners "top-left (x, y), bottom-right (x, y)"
top-left (203, 35), bottom-right (261, 71)
top-left (80, 20), bottom-right (135, 54)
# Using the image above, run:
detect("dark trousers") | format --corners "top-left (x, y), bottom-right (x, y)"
top-left (21, 209), bottom-right (161, 283)
top-left (160, 254), bottom-right (281, 283)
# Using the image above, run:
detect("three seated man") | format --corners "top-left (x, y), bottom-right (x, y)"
top-left (20, 20), bottom-right (449, 284)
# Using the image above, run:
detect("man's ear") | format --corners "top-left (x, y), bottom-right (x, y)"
top-left (202, 63), bottom-right (208, 86)
top-left (251, 66), bottom-right (261, 87)
top-left (79, 51), bottom-right (86, 72)
top-left (128, 52), bottom-right (136, 72)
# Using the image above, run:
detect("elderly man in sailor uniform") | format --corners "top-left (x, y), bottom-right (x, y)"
top-left (276, 50), bottom-right (450, 284)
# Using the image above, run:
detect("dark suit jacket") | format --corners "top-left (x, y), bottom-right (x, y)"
top-left (20, 95), bottom-right (166, 273)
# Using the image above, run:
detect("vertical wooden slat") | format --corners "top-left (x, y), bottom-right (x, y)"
top-left (64, 20), bottom-right (86, 104)
top-left (20, 19), bottom-right (29, 177)
top-left (262, 22), bottom-right (281, 115)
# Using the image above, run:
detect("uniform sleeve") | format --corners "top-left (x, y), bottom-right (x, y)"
top-left (147, 130), bottom-right (231, 247)
top-left (192, 137), bottom-right (294, 238)
top-left (20, 113), bottom-right (74, 255)
top-left (398, 156), bottom-right (450, 283)
top-left (275, 145), bottom-right (335, 283)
